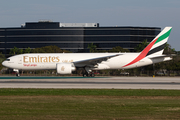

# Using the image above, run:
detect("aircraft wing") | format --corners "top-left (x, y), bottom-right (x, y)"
top-left (73, 54), bottom-right (120, 67)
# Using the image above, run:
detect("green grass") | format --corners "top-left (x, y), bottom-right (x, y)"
top-left (0, 89), bottom-right (180, 120)
top-left (0, 89), bottom-right (180, 96)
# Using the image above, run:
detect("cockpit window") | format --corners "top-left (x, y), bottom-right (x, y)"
top-left (5, 59), bottom-right (10, 61)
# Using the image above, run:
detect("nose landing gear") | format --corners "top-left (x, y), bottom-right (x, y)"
top-left (16, 73), bottom-right (20, 77)
top-left (13, 69), bottom-right (20, 77)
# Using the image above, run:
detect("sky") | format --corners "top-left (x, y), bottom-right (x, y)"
top-left (0, 0), bottom-right (180, 50)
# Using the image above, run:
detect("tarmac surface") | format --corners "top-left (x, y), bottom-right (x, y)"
top-left (0, 76), bottom-right (180, 89)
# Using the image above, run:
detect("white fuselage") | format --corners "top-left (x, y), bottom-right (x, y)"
top-left (2, 53), bottom-right (171, 71)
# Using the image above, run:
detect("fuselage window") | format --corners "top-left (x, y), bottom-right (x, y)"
top-left (5, 59), bottom-right (10, 61)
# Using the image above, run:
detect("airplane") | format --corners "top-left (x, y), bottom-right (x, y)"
top-left (2, 27), bottom-right (172, 77)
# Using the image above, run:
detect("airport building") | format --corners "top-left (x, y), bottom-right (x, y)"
top-left (0, 21), bottom-right (161, 55)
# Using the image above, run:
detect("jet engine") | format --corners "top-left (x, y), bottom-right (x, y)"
top-left (56, 63), bottom-right (76, 74)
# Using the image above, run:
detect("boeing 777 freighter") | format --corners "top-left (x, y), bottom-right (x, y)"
top-left (2, 27), bottom-right (172, 77)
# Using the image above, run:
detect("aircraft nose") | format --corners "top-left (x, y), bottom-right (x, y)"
top-left (2, 61), bottom-right (6, 67)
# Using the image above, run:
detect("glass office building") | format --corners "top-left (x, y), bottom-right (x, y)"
top-left (0, 21), bottom-right (161, 55)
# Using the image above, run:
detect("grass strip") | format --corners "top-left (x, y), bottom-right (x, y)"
top-left (0, 89), bottom-right (180, 96)
top-left (0, 89), bottom-right (180, 119)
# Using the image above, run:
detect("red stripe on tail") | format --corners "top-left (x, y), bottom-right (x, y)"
top-left (123, 38), bottom-right (158, 67)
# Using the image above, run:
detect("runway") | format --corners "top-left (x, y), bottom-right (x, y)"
top-left (0, 76), bottom-right (180, 89)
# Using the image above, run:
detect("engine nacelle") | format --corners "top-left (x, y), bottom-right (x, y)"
top-left (56, 63), bottom-right (76, 74)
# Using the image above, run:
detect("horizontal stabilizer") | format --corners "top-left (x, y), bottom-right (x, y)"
top-left (148, 54), bottom-right (175, 59)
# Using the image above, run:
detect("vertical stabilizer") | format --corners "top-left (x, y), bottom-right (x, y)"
top-left (123, 27), bottom-right (172, 67)
top-left (146, 27), bottom-right (172, 56)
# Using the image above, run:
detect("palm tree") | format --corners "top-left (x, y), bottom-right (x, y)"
top-left (9, 46), bottom-right (19, 55)
top-left (24, 47), bottom-right (31, 53)
top-left (134, 39), bottom-right (149, 52)
top-left (87, 43), bottom-right (97, 53)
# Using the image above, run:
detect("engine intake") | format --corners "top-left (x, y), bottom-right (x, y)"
top-left (56, 63), bottom-right (76, 74)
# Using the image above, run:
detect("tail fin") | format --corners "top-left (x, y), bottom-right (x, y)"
top-left (145, 27), bottom-right (172, 56)
top-left (123, 27), bottom-right (172, 67)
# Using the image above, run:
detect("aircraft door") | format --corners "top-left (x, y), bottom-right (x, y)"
top-left (18, 57), bottom-right (22, 64)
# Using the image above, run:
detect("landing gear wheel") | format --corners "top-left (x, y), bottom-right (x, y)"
top-left (83, 73), bottom-right (86, 77)
top-left (83, 73), bottom-right (89, 77)
top-left (83, 72), bottom-right (95, 77)
top-left (90, 72), bottom-right (95, 77)
top-left (16, 73), bottom-right (20, 77)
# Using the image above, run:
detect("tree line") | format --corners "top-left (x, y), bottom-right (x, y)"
top-left (9, 46), bottom-right (71, 55)
top-left (87, 43), bottom-right (130, 53)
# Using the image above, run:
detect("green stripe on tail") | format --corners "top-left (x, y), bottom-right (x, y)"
top-left (155, 28), bottom-right (172, 44)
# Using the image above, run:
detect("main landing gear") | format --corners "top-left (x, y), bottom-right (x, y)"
top-left (83, 72), bottom-right (95, 77)
top-left (82, 67), bottom-right (95, 77)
